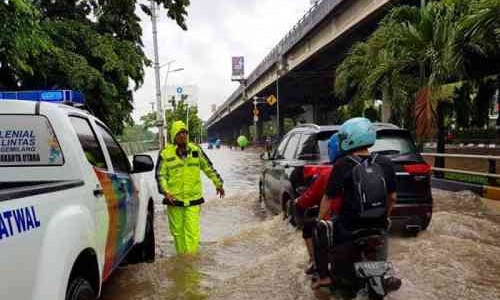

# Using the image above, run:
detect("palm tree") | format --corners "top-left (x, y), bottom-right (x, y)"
top-left (335, 1), bottom-right (472, 173)
top-left (461, 0), bottom-right (500, 133)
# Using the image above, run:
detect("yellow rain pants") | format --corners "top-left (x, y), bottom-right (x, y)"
top-left (167, 205), bottom-right (201, 254)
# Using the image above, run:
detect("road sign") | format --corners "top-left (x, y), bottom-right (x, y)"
top-left (266, 95), bottom-right (277, 106)
top-left (232, 57), bottom-right (244, 78)
top-left (176, 87), bottom-right (183, 94)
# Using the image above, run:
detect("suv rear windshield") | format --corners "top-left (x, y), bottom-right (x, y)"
top-left (315, 129), bottom-right (416, 158)
top-left (0, 115), bottom-right (64, 166)
top-left (370, 131), bottom-right (416, 155)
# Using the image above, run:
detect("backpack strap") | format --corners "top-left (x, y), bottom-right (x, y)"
top-left (370, 153), bottom-right (378, 164)
top-left (347, 155), bottom-right (362, 165)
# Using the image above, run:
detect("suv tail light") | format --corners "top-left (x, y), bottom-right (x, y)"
top-left (404, 163), bottom-right (431, 175)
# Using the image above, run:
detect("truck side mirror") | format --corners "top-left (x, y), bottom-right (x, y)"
top-left (132, 155), bottom-right (154, 173)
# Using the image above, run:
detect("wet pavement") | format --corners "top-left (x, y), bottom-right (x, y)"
top-left (101, 147), bottom-right (500, 300)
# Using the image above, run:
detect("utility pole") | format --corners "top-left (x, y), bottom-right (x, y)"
top-left (151, 0), bottom-right (164, 149)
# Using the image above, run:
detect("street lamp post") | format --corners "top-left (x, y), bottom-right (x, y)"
top-left (161, 62), bottom-right (184, 143)
top-left (276, 58), bottom-right (287, 137)
top-left (150, 0), bottom-right (164, 149)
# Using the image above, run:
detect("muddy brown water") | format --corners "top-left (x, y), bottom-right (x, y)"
top-left (101, 147), bottom-right (500, 300)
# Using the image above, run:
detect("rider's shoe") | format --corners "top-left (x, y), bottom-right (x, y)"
top-left (384, 276), bottom-right (402, 292)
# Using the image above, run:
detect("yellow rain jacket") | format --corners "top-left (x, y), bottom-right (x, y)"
top-left (156, 121), bottom-right (223, 206)
top-left (155, 121), bottom-right (223, 254)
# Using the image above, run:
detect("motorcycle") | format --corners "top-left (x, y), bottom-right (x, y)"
top-left (314, 225), bottom-right (401, 299)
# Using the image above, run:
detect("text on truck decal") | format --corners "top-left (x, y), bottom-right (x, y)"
top-left (0, 206), bottom-right (41, 240)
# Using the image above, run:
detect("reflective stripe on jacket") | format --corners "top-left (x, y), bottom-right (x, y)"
top-left (156, 142), bottom-right (223, 206)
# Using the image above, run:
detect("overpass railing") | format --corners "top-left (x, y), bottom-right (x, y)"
top-left (209, 0), bottom-right (345, 125)
top-left (120, 140), bottom-right (159, 156)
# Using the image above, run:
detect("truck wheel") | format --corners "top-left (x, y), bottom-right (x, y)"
top-left (66, 277), bottom-right (96, 300)
top-left (142, 206), bottom-right (156, 262)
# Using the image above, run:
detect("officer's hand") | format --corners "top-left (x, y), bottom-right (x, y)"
top-left (216, 187), bottom-right (225, 199)
top-left (163, 192), bottom-right (175, 205)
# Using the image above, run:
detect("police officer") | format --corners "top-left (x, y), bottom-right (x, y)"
top-left (156, 120), bottom-right (225, 255)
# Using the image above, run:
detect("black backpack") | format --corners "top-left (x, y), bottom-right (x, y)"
top-left (348, 154), bottom-right (387, 219)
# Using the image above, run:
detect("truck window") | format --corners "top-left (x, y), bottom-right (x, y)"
top-left (69, 116), bottom-right (107, 169)
top-left (96, 124), bottom-right (131, 173)
top-left (0, 115), bottom-right (64, 166)
top-left (283, 134), bottom-right (301, 160)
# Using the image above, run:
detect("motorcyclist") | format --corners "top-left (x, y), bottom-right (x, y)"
top-left (292, 133), bottom-right (345, 275)
top-left (312, 117), bottom-right (397, 289)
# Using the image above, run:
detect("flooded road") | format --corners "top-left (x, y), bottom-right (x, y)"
top-left (102, 147), bottom-right (500, 300)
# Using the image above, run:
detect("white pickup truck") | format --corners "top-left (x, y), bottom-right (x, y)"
top-left (0, 91), bottom-right (156, 300)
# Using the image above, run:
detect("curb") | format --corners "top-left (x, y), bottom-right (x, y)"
top-left (432, 177), bottom-right (500, 201)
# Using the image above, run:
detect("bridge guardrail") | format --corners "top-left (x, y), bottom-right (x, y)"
top-left (421, 152), bottom-right (500, 200)
top-left (120, 140), bottom-right (159, 156)
top-left (210, 0), bottom-right (345, 125)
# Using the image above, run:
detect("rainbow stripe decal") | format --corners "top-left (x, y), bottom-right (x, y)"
top-left (94, 168), bottom-right (138, 280)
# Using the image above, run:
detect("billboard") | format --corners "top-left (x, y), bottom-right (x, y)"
top-left (166, 85), bottom-right (198, 106)
top-left (231, 56), bottom-right (245, 80)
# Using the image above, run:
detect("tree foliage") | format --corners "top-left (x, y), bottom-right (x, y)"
top-left (0, 0), bottom-right (190, 134)
top-left (118, 123), bottom-right (156, 142)
top-left (164, 98), bottom-right (204, 144)
top-left (335, 0), bottom-right (499, 141)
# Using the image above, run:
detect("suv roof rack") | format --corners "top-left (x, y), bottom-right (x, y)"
top-left (372, 122), bottom-right (400, 129)
top-left (295, 123), bottom-right (320, 130)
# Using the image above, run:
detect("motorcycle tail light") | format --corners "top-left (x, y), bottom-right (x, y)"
top-left (367, 236), bottom-right (385, 249)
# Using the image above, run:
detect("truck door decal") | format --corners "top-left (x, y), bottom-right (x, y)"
top-left (0, 205), bottom-right (41, 240)
top-left (93, 168), bottom-right (138, 279)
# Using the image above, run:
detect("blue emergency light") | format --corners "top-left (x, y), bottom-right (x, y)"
top-left (0, 90), bottom-right (85, 106)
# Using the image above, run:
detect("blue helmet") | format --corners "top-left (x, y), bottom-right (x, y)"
top-left (328, 133), bottom-right (344, 162)
top-left (338, 117), bottom-right (376, 152)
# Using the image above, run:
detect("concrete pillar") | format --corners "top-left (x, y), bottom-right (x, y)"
top-left (313, 102), bottom-right (326, 124)
top-left (278, 113), bottom-right (285, 137)
top-left (256, 120), bottom-right (263, 142)
top-left (232, 127), bottom-right (238, 146)
top-left (298, 105), bottom-right (314, 123)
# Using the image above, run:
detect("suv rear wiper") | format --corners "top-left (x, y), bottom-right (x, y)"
top-left (372, 150), bottom-right (400, 155)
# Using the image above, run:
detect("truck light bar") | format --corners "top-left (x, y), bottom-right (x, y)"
top-left (0, 90), bottom-right (85, 106)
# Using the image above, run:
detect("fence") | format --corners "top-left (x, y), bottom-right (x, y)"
top-left (120, 140), bottom-right (159, 156)
top-left (422, 152), bottom-right (500, 200)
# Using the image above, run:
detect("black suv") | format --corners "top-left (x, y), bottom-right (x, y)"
top-left (259, 123), bottom-right (433, 232)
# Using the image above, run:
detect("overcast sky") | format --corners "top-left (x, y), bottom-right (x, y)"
top-left (133, 0), bottom-right (313, 122)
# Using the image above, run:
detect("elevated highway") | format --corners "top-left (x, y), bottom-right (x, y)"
top-left (206, 0), bottom-right (419, 142)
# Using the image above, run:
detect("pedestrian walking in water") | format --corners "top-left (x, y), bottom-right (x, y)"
top-left (265, 136), bottom-right (273, 159)
top-left (156, 120), bottom-right (225, 255)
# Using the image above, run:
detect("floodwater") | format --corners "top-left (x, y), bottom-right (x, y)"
top-left (101, 147), bottom-right (500, 300)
